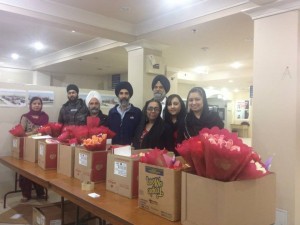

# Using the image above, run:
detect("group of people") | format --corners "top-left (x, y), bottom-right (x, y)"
top-left (17, 75), bottom-right (224, 201)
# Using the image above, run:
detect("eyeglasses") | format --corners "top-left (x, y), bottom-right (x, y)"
top-left (147, 106), bottom-right (160, 112)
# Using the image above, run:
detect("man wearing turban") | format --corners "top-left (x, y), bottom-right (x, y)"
top-left (152, 75), bottom-right (171, 116)
top-left (107, 81), bottom-right (142, 145)
top-left (58, 84), bottom-right (89, 125)
top-left (85, 90), bottom-right (108, 126)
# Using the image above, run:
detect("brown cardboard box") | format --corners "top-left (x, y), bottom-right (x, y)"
top-left (106, 150), bottom-right (149, 198)
top-left (181, 172), bottom-right (276, 225)
top-left (37, 141), bottom-right (58, 170)
top-left (57, 144), bottom-right (75, 177)
top-left (11, 136), bottom-right (24, 159)
top-left (32, 201), bottom-right (97, 225)
top-left (23, 137), bottom-right (39, 163)
top-left (74, 146), bottom-right (109, 182)
top-left (138, 162), bottom-right (182, 221)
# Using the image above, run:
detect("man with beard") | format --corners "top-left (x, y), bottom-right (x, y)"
top-left (107, 81), bottom-right (142, 145)
top-left (58, 84), bottom-right (88, 125)
top-left (151, 75), bottom-right (170, 117)
top-left (85, 90), bottom-right (108, 126)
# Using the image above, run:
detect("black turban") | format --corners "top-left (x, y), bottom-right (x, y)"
top-left (115, 81), bottom-right (133, 98)
top-left (66, 84), bottom-right (79, 93)
top-left (151, 75), bottom-right (170, 93)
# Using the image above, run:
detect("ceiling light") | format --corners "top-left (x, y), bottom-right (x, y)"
top-left (234, 89), bottom-right (239, 92)
top-left (11, 53), bottom-right (19, 60)
top-left (193, 66), bottom-right (209, 74)
top-left (228, 80), bottom-right (233, 83)
top-left (72, 30), bottom-right (76, 33)
top-left (230, 61), bottom-right (242, 69)
top-left (33, 42), bottom-right (45, 50)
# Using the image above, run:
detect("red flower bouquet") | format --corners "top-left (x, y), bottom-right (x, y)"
top-left (176, 127), bottom-right (270, 181)
top-left (48, 122), bottom-right (63, 137)
top-left (86, 116), bottom-right (100, 128)
top-left (37, 125), bottom-right (52, 135)
top-left (139, 148), bottom-right (183, 169)
top-left (9, 124), bottom-right (25, 137)
top-left (236, 151), bottom-right (270, 180)
top-left (72, 125), bottom-right (89, 144)
top-left (199, 127), bottom-right (252, 181)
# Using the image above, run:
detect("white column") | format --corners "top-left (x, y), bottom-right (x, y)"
top-left (252, 10), bottom-right (300, 225)
top-left (125, 41), bottom-right (169, 109)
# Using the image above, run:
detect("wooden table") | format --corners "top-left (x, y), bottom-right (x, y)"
top-left (0, 156), bottom-right (63, 187)
top-left (230, 124), bottom-right (249, 138)
top-left (1, 156), bottom-right (182, 225)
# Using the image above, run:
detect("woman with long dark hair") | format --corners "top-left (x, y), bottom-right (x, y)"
top-left (178, 87), bottom-right (224, 141)
top-left (163, 94), bottom-right (186, 154)
top-left (19, 96), bottom-right (49, 201)
top-left (132, 99), bottom-right (173, 150)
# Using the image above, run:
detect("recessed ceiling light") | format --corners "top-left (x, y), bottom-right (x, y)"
top-left (228, 80), bottom-right (233, 83)
top-left (11, 53), bottom-right (19, 60)
top-left (72, 30), bottom-right (76, 33)
top-left (33, 42), bottom-right (45, 51)
top-left (230, 61), bottom-right (242, 69)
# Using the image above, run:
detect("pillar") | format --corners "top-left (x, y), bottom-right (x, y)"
top-left (252, 10), bottom-right (300, 225)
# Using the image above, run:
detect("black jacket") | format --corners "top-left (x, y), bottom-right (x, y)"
top-left (58, 98), bottom-right (89, 125)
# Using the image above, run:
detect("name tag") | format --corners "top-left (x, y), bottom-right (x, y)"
top-left (71, 109), bottom-right (78, 112)
top-left (130, 116), bottom-right (134, 119)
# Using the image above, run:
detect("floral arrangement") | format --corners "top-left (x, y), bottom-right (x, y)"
top-left (139, 148), bottom-right (184, 169)
top-left (176, 127), bottom-right (270, 181)
top-left (9, 124), bottom-right (25, 137)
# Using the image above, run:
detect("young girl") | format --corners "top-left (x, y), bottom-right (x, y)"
top-left (19, 96), bottom-right (49, 201)
top-left (163, 94), bottom-right (186, 154)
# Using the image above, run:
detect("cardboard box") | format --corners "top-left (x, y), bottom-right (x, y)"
top-left (74, 147), bottom-right (109, 182)
top-left (23, 137), bottom-right (39, 163)
top-left (32, 201), bottom-right (97, 225)
top-left (11, 136), bottom-right (24, 159)
top-left (57, 144), bottom-right (75, 177)
top-left (38, 141), bottom-right (58, 170)
top-left (181, 172), bottom-right (276, 225)
top-left (138, 162), bottom-right (182, 221)
top-left (106, 149), bottom-right (148, 198)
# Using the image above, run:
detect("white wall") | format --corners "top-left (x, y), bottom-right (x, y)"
top-left (0, 81), bottom-right (114, 197)
top-left (253, 11), bottom-right (300, 225)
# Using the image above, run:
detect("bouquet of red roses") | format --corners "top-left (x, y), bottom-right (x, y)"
top-left (88, 126), bottom-right (116, 139)
top-left (48, 122), bottom-right (63, 137)
top-left (9, 124), bottom-right (25, 137)
top-left (139, 148), bottom-right (183, 169)
top-left (37, 125), bottom-right (52, 135)
top-left (176, 127), bottom-right (270, 181)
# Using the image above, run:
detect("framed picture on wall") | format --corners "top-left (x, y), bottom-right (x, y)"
top-left (235, 100), bottom-right (249, 120)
